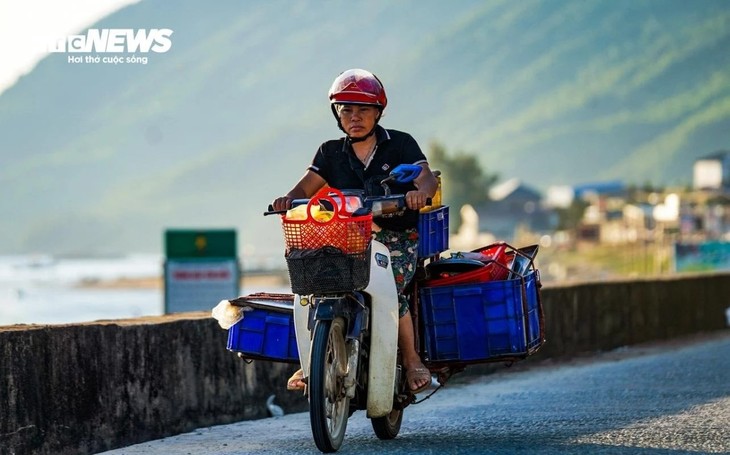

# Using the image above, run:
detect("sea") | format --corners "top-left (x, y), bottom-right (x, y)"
top-left (0, 255), bottom-right (284, 327)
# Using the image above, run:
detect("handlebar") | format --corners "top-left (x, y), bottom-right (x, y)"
top-left (366, 195), bottom-right (432, 217)
top-left (263, 194), bottom-right (431, 217)
top-left (264, 199), bottom-right (309, 216)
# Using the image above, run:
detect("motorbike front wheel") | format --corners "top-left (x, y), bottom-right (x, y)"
top-left (309, 317), bottom-right (350, 453)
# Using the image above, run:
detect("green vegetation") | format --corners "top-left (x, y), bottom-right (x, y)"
top-left (554, 199), bottom-right (590, 231)
top-left (535, 242), bottom-right (676, 282)
top-left (428, 141), bottom-right (499, 229)
top-left (1, 1), bottom-right (728, 256)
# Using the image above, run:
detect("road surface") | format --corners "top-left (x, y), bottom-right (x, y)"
top-left (101, 332), bottom-right (730, 454)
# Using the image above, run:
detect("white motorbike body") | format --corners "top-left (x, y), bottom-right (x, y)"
top-left (293, 239), bottom-right (399, 418)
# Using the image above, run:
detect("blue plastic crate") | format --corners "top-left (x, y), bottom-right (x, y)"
top-left (418, 270), bottom-right (542, 362)
top-left (227, 301), bottom-right (299, 363)
top-left (418, 206), bottom-right (449, 257)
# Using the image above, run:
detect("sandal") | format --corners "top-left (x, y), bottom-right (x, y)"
top-left (406, 367), bottom-right (432, 394)
top-left (286, 368), bottom-right (307, 391)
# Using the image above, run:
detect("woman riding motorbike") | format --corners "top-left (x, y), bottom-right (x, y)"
top-left (271, 68), bottom-right (438, 394)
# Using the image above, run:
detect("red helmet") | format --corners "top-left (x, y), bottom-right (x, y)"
top-left (328, 69), bottom-right (387, 109)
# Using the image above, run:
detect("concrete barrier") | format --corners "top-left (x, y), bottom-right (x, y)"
top-left (536, 272), bottom-right (730, 359)
top-left (0, 315), bottom-right (307, 455)
top-left (1, 273), bottom-right (729, 455)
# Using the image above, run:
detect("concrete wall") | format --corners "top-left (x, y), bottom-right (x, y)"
top-left (0, 315), bottom-right (307, 455)
top-left (535, 272), bottom-right (730, 359)
top-left (1, 273), bottom-right (729, 455)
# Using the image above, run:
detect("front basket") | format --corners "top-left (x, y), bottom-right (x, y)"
top-left (285, 246), bottom-right (371, 295)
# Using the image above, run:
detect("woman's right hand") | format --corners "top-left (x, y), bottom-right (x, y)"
top-left (272, 171), bottom-right (327, 212)
top-left (271, 196), bottom-right (293, 212)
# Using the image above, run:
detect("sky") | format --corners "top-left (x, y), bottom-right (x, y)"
top-left (0, 0), bottom-right (139, 95)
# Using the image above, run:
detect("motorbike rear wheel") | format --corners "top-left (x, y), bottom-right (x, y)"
top-left (371, 407), bottom-right (403, 439)
top-left (309, 317), bottom-right (350, 453)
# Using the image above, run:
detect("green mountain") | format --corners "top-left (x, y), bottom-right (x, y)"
top-left (1, 0), bottom-right (729, 258)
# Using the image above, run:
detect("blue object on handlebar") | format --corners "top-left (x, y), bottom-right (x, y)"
top-left (389, 164), bottom-right (422, 184)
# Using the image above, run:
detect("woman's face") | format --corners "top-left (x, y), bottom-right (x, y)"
top-left (337, 104), bottom-right (379, 139)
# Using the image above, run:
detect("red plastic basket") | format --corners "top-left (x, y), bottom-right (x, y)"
top-left (281, 188), bottom-right (372, 254)
top-left (425, 242), bottom-right (512, 287)
top-left (472, 242), bottom-right (512, 281)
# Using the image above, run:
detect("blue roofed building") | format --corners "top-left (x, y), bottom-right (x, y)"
top-left (474, 178), bottom-right (556, 242)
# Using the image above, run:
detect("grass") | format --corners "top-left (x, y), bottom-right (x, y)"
top-left (535, 241), bottom-right (675, 284)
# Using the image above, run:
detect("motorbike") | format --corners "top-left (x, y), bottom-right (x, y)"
top-left (223, 164), bottom-right (544, 453)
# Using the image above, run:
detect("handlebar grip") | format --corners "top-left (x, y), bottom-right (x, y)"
top-left (264, 204), bottom-right (288, 216)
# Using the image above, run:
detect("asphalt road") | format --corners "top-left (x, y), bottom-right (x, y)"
top-left (101, 332), bottom-right (730, 455)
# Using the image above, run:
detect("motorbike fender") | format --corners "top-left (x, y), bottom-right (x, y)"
top-left (363, 240), bottom-right (399, 418)
top-left (293, 294), bottom-right (311, 378)
top-left (292, 240), bottom-right (399, 418)
top-left (293, 294), bottom-right (367, 381)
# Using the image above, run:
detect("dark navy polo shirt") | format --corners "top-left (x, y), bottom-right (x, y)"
top-left (308, 125), bottom-right (428, 231)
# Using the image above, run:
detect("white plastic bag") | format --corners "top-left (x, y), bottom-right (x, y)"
top-left (211, 299), bottom-right (246, 330)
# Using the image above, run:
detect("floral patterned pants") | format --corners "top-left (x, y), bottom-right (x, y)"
top-left (373, 228), bottom-right (419, 318)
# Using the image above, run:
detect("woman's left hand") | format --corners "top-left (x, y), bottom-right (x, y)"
top-left (405, 190), bottom-right (430, 211)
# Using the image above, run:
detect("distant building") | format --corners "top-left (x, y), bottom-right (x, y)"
top-left (573, 180), bottom-right (626, 201)
top-left (574, 180), bottom-right (629, 244)
top-left (693, 151), bottom-right (730, 191)
top-left (545, 185), bottom-right (574, 209)
top-left (475, 178), bottom-right (555, 241)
